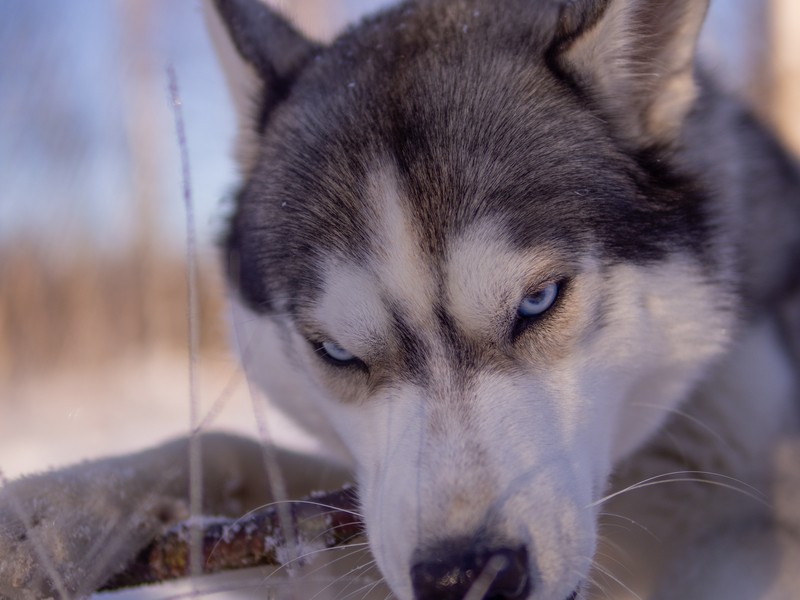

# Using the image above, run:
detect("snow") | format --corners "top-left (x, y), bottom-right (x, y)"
top-left (0, 350), bottom-right (320, 480)
top-left (0, 350), bottom-right (385, 599)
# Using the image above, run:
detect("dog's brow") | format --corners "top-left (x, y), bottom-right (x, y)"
top-left (364, 164), bottom-right (437, 310)
top-left (299, 165), bottom-right (441, 362)
top-left (445, 224), bottom-right (568, 337)
top-left (306, 263), bottom-right (389, 353)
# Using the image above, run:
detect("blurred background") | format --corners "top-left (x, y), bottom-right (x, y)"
top-left (0, 0), bottom-right (798, 598)
top-left (0, 0), bottom-right (799, 478)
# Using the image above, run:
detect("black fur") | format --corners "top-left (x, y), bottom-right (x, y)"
top-left (214, 0), bottom-right (321, 131)
top-left (222, 1), bottom-right (720, 314)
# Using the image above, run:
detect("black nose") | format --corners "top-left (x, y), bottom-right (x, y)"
top-left (410, 542), bottom-right (531, 600)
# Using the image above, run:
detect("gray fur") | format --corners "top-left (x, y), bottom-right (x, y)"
top-left (225, 0), bottom-right (732, 316)
top-left (218, 1), bottom-right (800, 598)
top-left (221, 0), bottom-right (799, 370)
top-left (1, 1), bottom-right (798, 598)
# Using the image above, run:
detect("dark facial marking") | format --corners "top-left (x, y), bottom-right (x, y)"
top-left (387, 305), bottom-right (429, 384)
top-left (222, 0), bottom-right (719, 328)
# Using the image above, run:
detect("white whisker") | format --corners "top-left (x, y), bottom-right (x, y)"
top-left (597, 511), bottom-right (659, 541)
top-left (264, 543), bottom-right (369, 584)
top-left (332, 559), bottom-right (382, 599)
top-left (338, 569), bottom-right (386, 600)
top-left (630, 402), bottom-right (729, 448)
top-left (588, 470), bottom-right (768, 509)
top-left (592, 562), bottom-right (643, 600)
top-left (307, 549), bottom-right (379, 600)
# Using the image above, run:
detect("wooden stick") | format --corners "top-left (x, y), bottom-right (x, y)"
top-left (101, 487), bottom-right (362, 590)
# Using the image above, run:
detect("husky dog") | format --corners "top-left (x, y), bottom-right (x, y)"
top-left (208, 0), bottom-right (800, 597)
top-left (1, 0), bottom-right (799, 598)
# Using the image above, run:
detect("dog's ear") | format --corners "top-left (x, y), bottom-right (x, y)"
top-left (555, 0), bottom-right (709, 148)
top-left (203, 0), bottom-right (320, 171)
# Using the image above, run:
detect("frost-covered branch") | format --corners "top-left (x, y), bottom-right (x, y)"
top-left (101, 487), bottom-right (362, 590)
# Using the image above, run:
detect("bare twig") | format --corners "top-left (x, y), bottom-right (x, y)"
top-left (100, 487), bottom-right (362, 591)
top-left (166, 63), bottom-right (204, 584)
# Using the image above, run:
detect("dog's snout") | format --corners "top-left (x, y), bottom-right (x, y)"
top-left (410, 542), bottom-right (531, 600)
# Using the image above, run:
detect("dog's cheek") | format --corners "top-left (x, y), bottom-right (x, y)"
top-left (581, 259), bottom-right (736, 461)
top-left (227, 298), bottom-right (356, 461)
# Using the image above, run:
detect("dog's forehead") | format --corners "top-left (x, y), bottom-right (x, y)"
top-left (229, 0), bottom-right (713, 316)
top-left (238, 83), bottom-right (633, 318)
top-left (253, 19), bottom-right (639, 265)
top-left (310, 165), bottom-right (567, 344)
top-left (308, 166), bottom-right (435, 350)
top-left (254, 53), bottom-right (618, 264)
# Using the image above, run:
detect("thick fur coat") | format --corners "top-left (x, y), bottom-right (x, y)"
top-left (1, 1), bottom-right (799, 599)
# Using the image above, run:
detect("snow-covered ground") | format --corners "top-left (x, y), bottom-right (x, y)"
top-left (0, 350), bottom-right (318, 480)
top-left (0, 351), bottom-right (388, 599)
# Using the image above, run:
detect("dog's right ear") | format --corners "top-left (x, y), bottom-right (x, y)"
top-left (552, 0), bottom-right (709, 149)
top-left (203, 0), bottom-right (320, 172)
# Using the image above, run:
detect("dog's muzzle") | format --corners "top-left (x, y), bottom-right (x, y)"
top-left (410, 541), bottom-right (530, 600)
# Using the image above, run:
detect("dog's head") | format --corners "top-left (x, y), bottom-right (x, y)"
top-left (207, 0), bottom-right (735, 597)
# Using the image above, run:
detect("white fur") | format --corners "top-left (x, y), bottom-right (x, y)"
top-left (362, 166), bottom-right (437, 320)
top-left (233, 169), bottom-right (742, 597)
top-left (3, 3), bottom-right (798, 599)
top-left (199, 1), bottom-right (800, 596)
top-left (565, 0), bottom-right (709, 143)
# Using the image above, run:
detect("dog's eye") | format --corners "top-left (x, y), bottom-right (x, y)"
top-left (517, 282), bottom-right (560, 318)
top-left (310, 338), bottom-right (368, 372)
top-left (317, 340), bottom-right (357, 364)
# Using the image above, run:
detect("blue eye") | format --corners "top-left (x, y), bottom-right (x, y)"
top-left (319, 340), bottom-right (356, 364)
top-left (517, 282), bottom-right (559, 318)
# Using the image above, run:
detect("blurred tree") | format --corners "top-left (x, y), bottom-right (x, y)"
top-left (771, 0), bottom-right (800, 154)
top-left (120, 0), bottom-right (164, 351)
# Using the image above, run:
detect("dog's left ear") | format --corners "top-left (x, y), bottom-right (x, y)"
top-left (555, 0), bottom-right (709, 148)
top-left (203, 0), bottom-right (321, 171)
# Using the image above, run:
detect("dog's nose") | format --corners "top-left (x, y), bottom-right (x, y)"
top-left (410, 542), bottom-right (531, 600)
